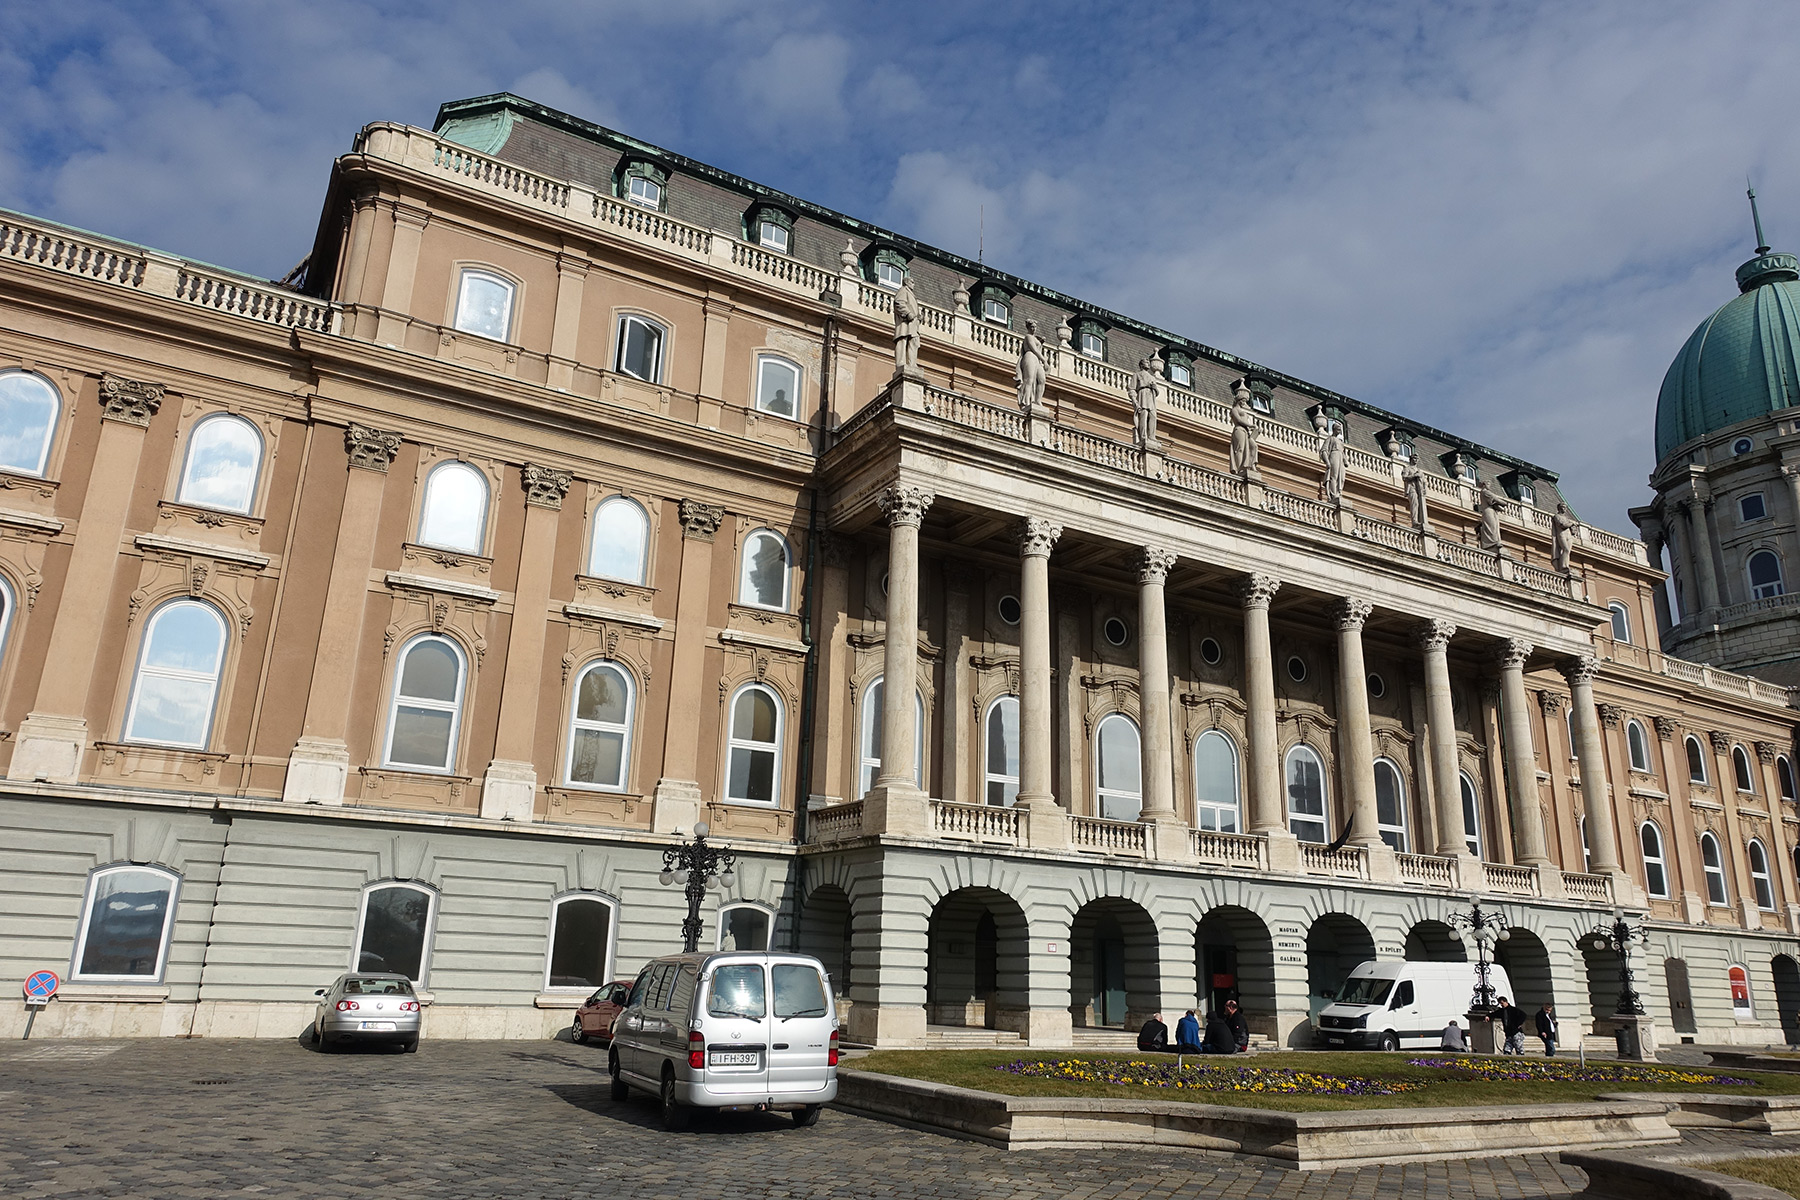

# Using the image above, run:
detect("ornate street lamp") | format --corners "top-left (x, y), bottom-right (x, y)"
top-left (659, 822), bottom-right (737, 954)
top-left (1584, 909), bottom-right (1647, 1016)
top-left (1448, 898), bottom-right (1511, 1016)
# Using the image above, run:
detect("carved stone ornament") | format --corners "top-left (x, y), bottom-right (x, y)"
top-left (188, 561), bottom-right (209, 597)
top-left (1709, 730), bottom-right (1731, 754)
top-left (99, 373), bottom-right (166, 426)
top-left (1136, 546), bottom-right (1178, 586)
top-left (522, 464), bottom-right (573, 510)
top-left (817, 531), bottom-right (852, 570)
top-left (1536, 689), bottom-right (1566, 716)
top-left (1015, 517), bottom-right (1062, 559)
top-left (1757, 740), bottom-right (1779, 764)
top-left (1495, 638), bottom-right (1533, 672)
top-left (345, 423), bottom-right (402, 472)
top-left (678, 499), bottom-right (726, 542)
top-left (1333, 597), bottom-right (1374, 632)
top-left (1560, 654), bottom-right (1599, 686)
top-left (1417, 618), bottom-right (1456, 653)
top-left (1653, 715), bottom-right (1679, 741)
top-left (1237, 573), bottom-right (1280, 610)
top-left (1597, 703), bottom-right (1624, 731)
top-left (877, 484), bottom-right (934, 529)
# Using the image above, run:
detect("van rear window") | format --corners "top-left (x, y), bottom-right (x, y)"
top-left (772, 964), bottom-right (828, 1018)
top-left (1336, 977), bottom-right (1393, 1005)
top-left (708, 964), bottom-right (766, 1018)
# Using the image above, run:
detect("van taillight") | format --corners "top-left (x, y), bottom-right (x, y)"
top-left (688, 1031), bottom-right (705, 1070)
top-left (828, 1029), bottom-right (839, 1067)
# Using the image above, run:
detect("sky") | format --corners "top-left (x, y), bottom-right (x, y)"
top-left (2, 0), bottom-right (1797, 535)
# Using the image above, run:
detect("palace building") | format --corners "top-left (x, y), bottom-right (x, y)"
top-left (2, 93), bottom-right (1798, 1050)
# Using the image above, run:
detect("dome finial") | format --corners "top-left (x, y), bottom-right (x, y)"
top-left (1749, 179), bottom-right (1771, 256)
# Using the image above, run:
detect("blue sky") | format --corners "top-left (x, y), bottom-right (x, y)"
top-left (3, 0), bottom-right (1798, 534)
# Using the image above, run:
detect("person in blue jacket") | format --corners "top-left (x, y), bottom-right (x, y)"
top-left (1174, 1009), bottom-right (1203, 1053)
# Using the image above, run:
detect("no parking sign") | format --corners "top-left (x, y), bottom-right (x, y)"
top-left (23, 970), bottom-right (58, 1007)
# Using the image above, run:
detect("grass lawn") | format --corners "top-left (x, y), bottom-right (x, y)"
top-left (849, 1049), bottom-right (1800, 1113)
top-left (1703, 1156), bottom-right (1800, 1196)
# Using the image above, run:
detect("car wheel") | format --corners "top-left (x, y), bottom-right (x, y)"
top-left (660, 1071), bottom-right (689, 1131)
top-left (793, 1104), bottom-right (822, 1128)
top-left (1378, 1032), bottom-right (1400, 1053)
top-left (608, 1051), bottom-right (629, 1102)
top-left (571, 1017), bottom-right (587, 1045)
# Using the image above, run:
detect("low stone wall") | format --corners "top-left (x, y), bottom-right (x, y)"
top-left (1599, 1092), bottom-right (1800, 1134)
top-left (835, 1069), bottom-right (1679, 1170)
top-left (1708, 1052), bottom-right (1800, 1075)
top-left (1564, 1149), bottom-right (1794, 1200)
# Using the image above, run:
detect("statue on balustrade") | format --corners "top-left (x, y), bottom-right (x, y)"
top-left (1402, 461), bottom-right (1430, 531)
top-left (1551, 501), bottom-right (1578, 574)
top-left (892, 276), bottom-right (921, 377)
top-left (1229, 380), bottom-right (1261, 481)
top-left (1314, 413), bottom-right (1345, 506)
top-left (1015, 318), bottom-right (1048, 413)
top-left (1133, 356), bottom-right (1163, 450)
top-left (1476, 480), bottom-right (1506, 551)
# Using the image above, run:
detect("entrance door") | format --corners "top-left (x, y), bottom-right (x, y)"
top-left (1773, 957), bottom-right (1800, 1045)
top-left (1093, 917), bottom-right (1127, 1026)
top-left (1665, 958), bottom-right (1697, 1035)
top-left (1202, 943), bottom-right (1238, 1014)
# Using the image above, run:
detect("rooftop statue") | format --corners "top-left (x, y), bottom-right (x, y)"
top-left (1314, 413), bottom-right (1345, 507)
top-left (1551, 501), bottom-right (1578, 574)
top-left (1229, 380), bottom-right (1261, 481)
top-left (892, 276), bottom-right (921, 377)
top-left (1133, 356), bottom-right (1163, 450)
top-left (1402, 462), bottom-right (1431, 532)
top-left (1476, 480), bottom-right (1506, 552)
top-left (1016, 319), bottom-right (1047, 413)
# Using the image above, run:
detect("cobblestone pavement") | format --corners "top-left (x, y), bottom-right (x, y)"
top-left (0, 1036), bottom-right (1761, 1200)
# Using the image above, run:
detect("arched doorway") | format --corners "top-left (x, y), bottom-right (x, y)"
top-left (798, 885), bottom-right (852, 1009)
top-left (1405, 920), bottom-right (1467, 962)
top-left (1069, 898), bottom-right (1160, 1028)
top-left (1665, 958), bottom-right (1697, 1036)
top-left (1494, 927), bottom-right (1553, 1013)
top-left (1195, 905), bottom-right (1277, 1038)
top-left (927, 888), bottom-right (1028, 1029)
top-left (1307, 913), bottom-right (1376, 1028)
top-left (1773, 955), bottom-right (1800, 1045)
top-left (1581, 937), bottom-right (1624, 1035)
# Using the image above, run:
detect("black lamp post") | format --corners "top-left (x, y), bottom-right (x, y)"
top-left (1584, 910), bottom-right (1647, 1016)
top-left (1448, 899), bottom-right (1511, 1016)
top-left (659, 822), bottom-right (737, 953)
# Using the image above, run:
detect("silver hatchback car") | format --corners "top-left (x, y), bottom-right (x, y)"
top-left (312, 972), bottom-right (422, 1052)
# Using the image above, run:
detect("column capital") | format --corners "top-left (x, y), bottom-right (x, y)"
top-left (99, 373), bottom-right (165, 426)
top-left (1757, 740), bottom-right (1779, 764)
top-left (1708, 730), bottom-right (1731, 754)
top-left (1236, 573), bottom-right (1280, 610)
top-left (679, 499), bottom-right (726, 541)
top-left (1136, 546), bottom-right (1178, 586)
top-left (1417, 618), bottom-right (1457, 652)
top-left (521, 464), bottom-right (573, 510)
top-left (1536, 689), bottom-right (1566, 715)
top-left (1015, 516), bottom-right (1062, 559)
top-left (877, 484), bottom-right (935, 528)
top-left (1560, 654), bottom-right (1598, 686)
top-left (345, 422), bottom-right (402, 472)
top-left (1597, 703), bottom-right (1624, 730)
top-left (1653, 715), bottom-right (1679, 741)
top-left (1332, 597), bottom-right (1374, 632)
top-left (1495, 638), bottom-right (1533, 672)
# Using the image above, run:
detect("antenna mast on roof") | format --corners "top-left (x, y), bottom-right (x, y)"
top-left (1749, 180), bottom-right (1771, 255)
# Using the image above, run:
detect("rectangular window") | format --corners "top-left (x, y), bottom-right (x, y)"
top-left (982, 296), bottom-right (1009, 324)
top-left (1167, 362), bottom-right (1191, 388)
top-left (1080, 332), bottom-right (1105, 359)
top-left (1742, 493), bottom-right (1768, 522)
top-left (627, 175), bottom-right (662, 209)
top-left (453, 270), bottom-right (513, 342)
top-left (73, 868), bottom-right (179, 981)
top-left (758, 221), bottom-right (789, 253)
top-left (772, 963), bottom-right (829, 1018)
top-left (877, 260), bottom-right (905, 289)
top-left (668, 965), bottom-right (697, 1016)
top-left (708, 964), bottom-right (767, 1018)
top-left (755, 356), bottom-right (801, 418)
top-left (616, 316), bottom-right (665, 383)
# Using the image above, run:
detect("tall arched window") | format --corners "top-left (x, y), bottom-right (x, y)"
top-left (565, 661), bottom-right (633, 790)
top-left (1608, 601), bottom-right (1632, 644)
top-left (0, 575), bottom-right (17, 669)
top-left (739, 529), bottom-right (791, 610)
top-left (1729, 963), bottom-right (1754, 1016)
top-left (858, 676), bottom-right (922, 797)
top-left (983, 696), bottom-right (1019, 807)
top-left (1373, 758), bottom-right (1408, 851)
top-left (1579, 817), bottom-right (1590, 872)
top-left (1193, 729), bottom-right (1240, 833)
top-left (1749, 840), bottom-right (1776, 911)
top-left (176, 414), bottom-right (262, 513)
top-left (755, 355), bottom-right (802, 419)
top-left (453, 268), bottom-right (515, 342)
top-left (1700, 832), bottom-right (1729, 905)
top-left (0, 369), bottom-right (61, 476)
top-left (417, 461), bottom-right (489, 554)
top-left (717, 903), bottom-right (772, 951)
top-left (1733, 745), bottom-right (1756, 793)
top-left (383, 634), bottom-right (467, 772)
top-left (71, 864), bottom-right (180, 981)
top-left (545, 893), bottom-right (617, 991)
top-left (1094, 713), bottom-right (1142, 821)
top-left (353, 881), bottom-right (436, 983)
top-left (726, 683), bottom-right (782, 805)
top-left (1459, 771), bottom-right (1483, 858)
top-left (1285, 745), bottom-right (1327, 843)
top-left (1626, 720), bottom-right (1651, 773)
top-left (588, 497), bottom-right (649, 584)
top-left (1780, 756), bottom-right (1797, 802)
top-left (123, 600), bottom-right (229, 749)
top-left (1686, 736), bottom-right (1708, 783)
top-left (1640, 821), bottom-right (1668, 898)
top-left (1750, 551), bottom-right (1785, 599)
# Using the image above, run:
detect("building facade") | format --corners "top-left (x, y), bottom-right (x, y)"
top-left (2, 93), bottom-right (1798, 1049)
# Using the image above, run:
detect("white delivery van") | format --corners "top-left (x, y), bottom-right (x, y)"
top-left (1315, 960), bottom-right (1514, 1051)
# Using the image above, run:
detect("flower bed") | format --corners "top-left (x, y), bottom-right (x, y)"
top-left (997, 1057), bottom-right (1422, 1096)
top-left (1407, 1058), bottom-right (1755, 1086)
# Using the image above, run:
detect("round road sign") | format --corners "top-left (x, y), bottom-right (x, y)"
top-left (23, 970), bottom-right (59, 1001)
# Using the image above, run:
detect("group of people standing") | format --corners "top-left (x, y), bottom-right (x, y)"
top-left (1136, 999), bottom-right (1250, 1055)
top-left (1442, 998), bottom-right (1559, 1055)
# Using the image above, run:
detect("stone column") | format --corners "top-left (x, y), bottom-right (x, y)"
top-left (1640, 523), bottom-right (1674, 638)
top-left (1680, 499), bottom-right (1723, 612)
top-left (873, 485), bottom-right (932, 792)
top-left (1563, 656), bottom-right (1624, 876)
top-left (1136, 547), bottom-right (1179, 822)
top-left (1238, 575), bottom-right (1288, 843)
top-left (11, 375), bottom-right (166, 783)
top-left (1496, 639), bottom-right (1553, 867)
top-left (1784, 465), bottom-right (1800, 540)
top-left (651, 500), bottom-right (724, 833)
top-left (480, 465), bottom-right (571, 821)
top-left (939, 566), bottom-right (975, 805)
top-left (1016, 518), bottom-right (1061, 811)
top-left (1333, 598), bottom-right (1380, 848)
top-left (1662, 505), bottom-right (1694, 622)
top-left (277, 422), bottom-right (402, 803)
top-left (1418, 621), bottom-right (1469, 861)
top-left (374, 202), bottom-right (430, 345)
top-left (547, 251), bottom-right (589, 390)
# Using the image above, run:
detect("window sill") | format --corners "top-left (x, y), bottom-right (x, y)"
top-left (1627, 785), bottom-right (1668, 801)
top-left (534, 992), bottom-right (589, 1010)
top-left (56, 983), bottom-right (171, 1003)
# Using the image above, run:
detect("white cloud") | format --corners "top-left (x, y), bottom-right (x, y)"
top-left (735, 32), bottom-right (852, 139)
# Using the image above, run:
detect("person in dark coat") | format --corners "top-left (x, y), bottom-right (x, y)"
top-left (1137, 1012), bottom-right (1169, 1052)
top-left (1222, 998), bottom-right (1250, 1052)
top-left (1202, 1009), bottom-right (1237, 1053)
top-left (1535, 1003), bottom-right (1557, 1056)
top-left (1498, 997), bottom-right (1528, 1054)
top-left (1173, 1009), bottom-right (1203, 1053)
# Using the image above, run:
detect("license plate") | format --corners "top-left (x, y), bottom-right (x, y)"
top-left (709, 1051), bottom-right (758, 1066)
top-left (364, 1021), bottom-right (397, 1031)
top-left (1327, 1037), bottom-right (1345, 1045)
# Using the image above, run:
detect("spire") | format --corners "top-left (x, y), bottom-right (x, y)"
top-left (1735, 184), bottom-right (1798, 293)
top-left (1749, 181), bottom-right (1771, 255)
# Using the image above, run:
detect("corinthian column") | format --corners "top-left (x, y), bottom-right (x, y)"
top-left (1136, 547), bottom-right (1179, 822)
top-left (1418, 620), bottom-right (1467, 858)
top-left (875, 485), bottom-right (933, 790)
top-left (1495, 639), bottom-right (1552, 866)
top-left (1016, 518), bottom-right (1062, 809)
top-left (1238, 574), bottom-right (1283, 833)
top-left (1334, 598), bottom-right (1380, 847)
top-left (1563, 655), bottom-right (1623, 875)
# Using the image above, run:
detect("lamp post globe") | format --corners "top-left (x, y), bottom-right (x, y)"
top-left (661, 823), bottom-right (737, 954)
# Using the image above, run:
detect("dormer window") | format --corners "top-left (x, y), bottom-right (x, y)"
top-left (878, 261), bottom-right (905, 288)
top-left (1072, 318), bottom-right (1108, 360)
top-left (617, 160), bottom-right (670, 211)
top-left (1310, 405), bottom-right (1346, 439)
top-left (1517, 481), bottom-right (1535, 504)
top-left (746, 203), bottom-right (795, 255)
top-left (983, 295), bottom-right (1010, 324)
top-left (1244, 376), bottom-right (1275, 414)
top-left (862, 246), bottom-right (910, 290)
top-left (1165, 352), bottom-right (1193, 389)
top-left (1442, 452), bottom-right (1478, 483)
top-left (758, 221), bottom-right (789, 253)
top-left (628, 175), bottom-right (662, 209)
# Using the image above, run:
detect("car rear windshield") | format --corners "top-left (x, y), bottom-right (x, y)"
top-left (708, 964), bottom-right (766, 1018)
top-left (1335, 977), bottom-right (1393, 1005)
top-left (344, 978), bottom-right (414, 996)
top-left (772, 964), bottom-right (828, 1018)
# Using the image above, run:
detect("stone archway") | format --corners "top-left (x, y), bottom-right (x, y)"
top-left (1195, 905), bottom-right (1277, 1039)
top-left (1307, 913), bottom-right (1377, 1028)
top-left (798, 884), bottom-right (853, 1008)
top-left (1405, 919), bottom-right (1467, 962)
top-left (1493, 926), bottom-right (1553, 1013)
top-left (1069, 897), bottom-right (1161, 1028)
top-left (1581, 938), bottom-right (1625, 1036)
top-left (1773, 955), bottom-right (1800, 1046)
top-left (927, 887), bottom-right (1029, 1030)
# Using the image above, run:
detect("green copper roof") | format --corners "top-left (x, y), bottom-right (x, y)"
top-left (1655, 248), bottom-right (1800, 462)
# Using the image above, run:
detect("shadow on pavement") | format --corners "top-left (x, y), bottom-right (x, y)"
top-left (546, 1082), bottom-right (800, 1135)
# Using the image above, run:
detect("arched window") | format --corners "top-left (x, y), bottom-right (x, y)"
top-left (417, 461), bottom-right (488, 554)
top-left (1750, 550), bottom-right (1785, 600)
top-left (738, 529), bottom-right (791, 610)
top-left (717, 903), bottom-right (772, 951)
top-left (1729, 964), bottom-right (1754, 1016)
top-left (123, 600), bottom-right (229, 749)
top-left (1285, 745), bottom-right (1327, 843)
top-left (71, 864), bottom-right (180, 981)
top-left (1700, 832), bottom-right (1729, 906)
top-left (453, 268), bottom-right (515, 342)
top-left (353, 881), bottom-right (436, 983)
top-left (565, 661), bottom-right (634, 790)
top-left (1780, 756), bottom-right (1797, 802)
top-left (615, 314), bottom-right (666, 382)
top-left (983, 695), bottom-right (1019, 807)
top-left (1626, 720), bottom-right (1651, 773)
top-left (1750, 840), bottom-right (1776, 911)
top-left (176, 414), bottom-right (261, 513)
top-left (545, 894), bottom-right (617, 991)
top-left (1640, 822), bottom-right (1668, 898)
top-left (1374, 758), bottom-right (1408, 851)
top-left (0, 575), bottom-right (16, 668)
top-left (1608, 601), bottom-right (1631, 644)
top-left (725, 683), bottom-right (782, 805)
top-left (588, 497), bottom-right (649, 584)
top-left (1094, 713), bottom-right (1142, 821)
top-left (858, 676), bottom-right (923, 798)
top-left (1193, 729), bottom-right (1240, 833)
top-left (755, 355), bottom-right (802, 419)
top-left (1459, 771), bottom-right (1483, 858)
top-left (383, 634), bottom-right (467, 772)
top-left (0, 369), bottom-right (61, 476)
top-left (1686, 735), bottom-right (1709, 784)
top-left (1564, 707), bottom-right (1577, 760)
top-left (1734, 745), bottom-right (1756, 793)
top-left (1579, 816), bottom-right (1590, 872)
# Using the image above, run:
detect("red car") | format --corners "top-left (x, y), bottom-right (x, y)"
top-left (570, 980), bottom-right (632, 1045)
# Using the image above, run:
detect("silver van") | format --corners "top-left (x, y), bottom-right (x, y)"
top-left (607, 950), bottom-right (839, 1129)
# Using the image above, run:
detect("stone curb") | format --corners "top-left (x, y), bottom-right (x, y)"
top-left (1563, 1149), bottom-right (1794, 1200)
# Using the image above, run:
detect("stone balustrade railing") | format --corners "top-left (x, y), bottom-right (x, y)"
top-left (932, 799), bottom-right (1021, 843)
top-left (1192, 829), bottom-right (1267, 868)
top-left (1483, 862), bottom-right (1540, 896)
top-left (1658, 656), bottom-right (1797, 707)
top-left (1070, 815), bottom-right (1148, 856)
top-left (1397, 852), bottom-right (1456, 888)
top-left (1301, 844), bottom-right (1369, 879)
top-left (809, 800), bottom-right (865, 844)
top-left (1561, 871), bottom-right (1613, 904)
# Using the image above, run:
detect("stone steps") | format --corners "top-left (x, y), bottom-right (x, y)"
top-left (923, 1025), bottom-right (1023, 1048)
